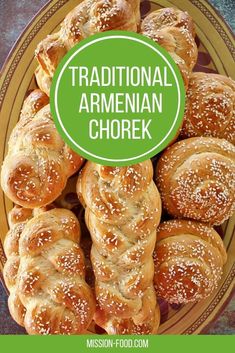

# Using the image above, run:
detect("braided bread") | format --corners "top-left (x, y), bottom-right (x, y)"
top-left (3, 206), bottom-right (33, 326)
top-left (94, 289), bottom-right (161, 334)
top-left (156, 137), bottom-right (235, 225)
top-left (3, 207), bottom-right (95, 335)
top-left (154, 219), bottom-right (227, 304)
top-left (35, 0), bottom-right (140, 94)
top-left (77, 160), bottom-right (161, 334)
top-left (3, 204), bottom-right (55, 325)
top-left (35, 66), bottom-right (52, 97)
top-left (181, 72), bottom-right (235, 143)
top-left (140, 8), bottom-right (198, 88)
top-left (168, 52), bottom-right (191, 90)
top-left (1, 90), bottom-right (83, 208)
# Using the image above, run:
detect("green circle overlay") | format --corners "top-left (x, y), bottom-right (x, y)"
top-left (50, 31), bottom-right (185, 166)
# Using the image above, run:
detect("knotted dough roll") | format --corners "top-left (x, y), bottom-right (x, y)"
top-left (77, 160), bottom-right (161, 334)
top-left (35, 0), bottom-right (140, 95)
top-left (3, 205), bottom-right (33, 326)
top-left (154, 219), bottom-right (227, 304)
top-left (181, 72), bottom-right (235, 144)
top-left (35, 66), bottom-right (52, 97)
top-left (156, 137), bottom-right (235, 225)
top-left (140, 7), bottom-right (198, 89)
top-left (3, 206), bottom-right (95, 335)
top-left (1, 90), bottom-right (83, 208)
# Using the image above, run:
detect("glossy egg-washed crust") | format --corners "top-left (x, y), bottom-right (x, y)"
top-left (154, 219), bottom-right (227, 304)
top-left (35, 66), bottom-right (52, 97)
top-left (140, 7), bottom-right (198, 89)
top-left (156, 137), bottom-right (235, 225)
top-left (0, 90), bottom-right (83, 208)
top-left (77, 160), bottom-right (162, 334)
top-left (182, 72), bottom-right (235, 143)
top-left (3, 207), bottom-right (95, 335)
top-left (35, 4), bottom-right (198, 95)
top-left (1, 0), bottom-right (234, 336)
top-left (35, 0), bottom-right (140, 94)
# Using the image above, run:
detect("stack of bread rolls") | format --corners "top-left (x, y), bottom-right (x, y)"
top-left (1, 0), bottom-right (234, 335)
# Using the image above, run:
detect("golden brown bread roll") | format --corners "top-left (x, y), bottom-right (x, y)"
top-left (154, 219), bottom-right (227, 304)
top-left (35, 0), bottom-right (140, 94)
top-left (142, 7), bottom-right (195, 36)
top-left (35, 66), bottom-right (52, 97)
top-left (1, 90), bottom-right (83, 208)
top-left (181, 72), bottom-right (235, 143)
top-left (140, 8), bottom-right (198, 88)
top-left (156, 137), bottom-right (235, 225)
top-left (3, 204), bottom-right (55, 325)
top-left (3, 205), bottom-right (33, 326)
top-left (94, 290), bottom-right (161, 334)
top-left (3, 207), bottom-right (95, 335)
top-left (168, 52), bottom-right (191, 90)
top-left (77, 160), bottom-right (161, 334)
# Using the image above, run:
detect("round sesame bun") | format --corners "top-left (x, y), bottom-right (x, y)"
top-left (156, 136), bottom-right (235, 225)
top-left (154, 219), bottom-right (227, 304)
top-left (181, 72), bottom-right (235, 143)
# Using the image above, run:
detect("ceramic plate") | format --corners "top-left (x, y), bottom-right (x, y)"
top-left (0, 0), bottom-right (234, 334)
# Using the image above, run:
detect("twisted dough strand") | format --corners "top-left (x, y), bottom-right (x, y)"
top-left (35, 0), bottom-right (140, 94)
top-left (156, 137), bottom-right (235, 225)
top-left (77, 160), bottom-right (161, 334)
top-left (140, 8), bottom-right (198, 88)
top-left (181, 72), bottom-right (235, 143)
top-left (3, 206), bottom-right (33, 326)
top-left (4, 207), bottom-right (95, 335)
top-left (1, 90), bottom-right (83, 208)
top-left (154, 219), bottom-right (227, 304)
